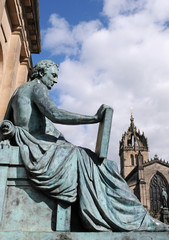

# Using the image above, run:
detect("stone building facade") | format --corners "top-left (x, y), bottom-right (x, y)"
top-left (0, 0), bottom-right (41, 121)
top-left (119, 114), bottom-right (169, 223)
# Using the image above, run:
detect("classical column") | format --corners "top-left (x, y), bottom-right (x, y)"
top-left (0, 28), bottom-right (21, 120)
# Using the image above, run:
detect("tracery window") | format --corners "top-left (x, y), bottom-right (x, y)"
top-left (149, 172), bottom-right (168, 212)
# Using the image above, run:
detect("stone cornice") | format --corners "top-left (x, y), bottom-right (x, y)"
top-left (6, 0), bottom-right (41, 55)
top-left (22, 0), bottom-right (41, 53)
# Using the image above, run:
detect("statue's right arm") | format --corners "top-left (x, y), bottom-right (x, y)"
top-left (33, 84), bottom-right (101, 125)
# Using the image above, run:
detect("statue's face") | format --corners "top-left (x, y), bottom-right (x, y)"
top-left (41, 66), bottom-right (58, 89)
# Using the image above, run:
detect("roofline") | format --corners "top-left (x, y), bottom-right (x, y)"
top-left (144, 159), bottom-right (169, 167)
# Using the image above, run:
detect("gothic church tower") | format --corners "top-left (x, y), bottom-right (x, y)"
top-left (119, 114), bottom-right (149, 179)
top-left (119, 114), bottom-right (169, 221)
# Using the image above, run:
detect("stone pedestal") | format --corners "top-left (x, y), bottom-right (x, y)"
top-left (0, 231), bottom-right (168, 240)
top-left (0, 145), bottom-right (73, 232)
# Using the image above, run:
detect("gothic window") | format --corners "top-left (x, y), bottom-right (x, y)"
top-left (131, 154), bottom-right (134, 166)
top-left (149, 172), bottom-right (168, 212)
top-left (131, 135), bottom-right (134, 146)
top-left (127, 138), bottom-right (132, 146)
top-left (127, 135), bottom-right (134, 147)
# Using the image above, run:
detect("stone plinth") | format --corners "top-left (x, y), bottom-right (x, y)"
top-left (0, 231), bottom-right (168, 240)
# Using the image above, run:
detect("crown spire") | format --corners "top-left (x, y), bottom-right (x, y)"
top-left (130, 112), bottom-right (135, 131)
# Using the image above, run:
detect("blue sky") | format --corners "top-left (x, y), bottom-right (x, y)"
top-left (40, 0), bottom-right (103, 26)
top-left (32, 0), bottom-right (169, 166)
top-left (32, 0), bottom-right (104, 64)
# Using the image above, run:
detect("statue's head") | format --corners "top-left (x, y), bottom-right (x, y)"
top-left (30, 60), bottom-right (59, 89)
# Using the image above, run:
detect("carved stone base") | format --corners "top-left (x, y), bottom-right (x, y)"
top-left (0, 231), bottom-right (168, 240)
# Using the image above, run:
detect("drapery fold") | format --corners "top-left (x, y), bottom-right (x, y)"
top-left (13, 126), bottom-right (168, 231)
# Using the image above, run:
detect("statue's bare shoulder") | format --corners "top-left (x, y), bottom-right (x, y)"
top-left (11, 81), bottom-right (48, 132)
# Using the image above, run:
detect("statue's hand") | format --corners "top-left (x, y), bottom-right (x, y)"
top-left (96, 104), bottom-right (112, 122)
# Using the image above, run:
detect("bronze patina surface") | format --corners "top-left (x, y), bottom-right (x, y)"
top-left (0, 60), bottom-right (169, 232)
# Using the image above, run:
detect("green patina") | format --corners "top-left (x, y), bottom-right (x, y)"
top-left (0, 60), bottom-right (169, 232)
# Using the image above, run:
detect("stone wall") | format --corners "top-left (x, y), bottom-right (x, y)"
top-left (0, 0), bottom-right (40, 120)
top-left (144, 161), bottom-right (169, 212)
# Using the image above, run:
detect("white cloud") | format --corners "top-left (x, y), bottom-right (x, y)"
top-left (43, 14), bottom-right (77, 55)
top-left (43, 14), bottom-right (102, 56)
top-left (103, 0), bottom-right (146, 18)
top-left (103, 0), bottom-right (169, 23)
top-left (43, 0), bottom-right (169, 168)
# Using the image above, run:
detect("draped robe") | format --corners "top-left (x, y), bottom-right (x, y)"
top-left (12, 125), bottom-right (168, 232)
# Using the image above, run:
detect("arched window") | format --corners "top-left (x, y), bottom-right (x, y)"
top-left (127, 135), bottom-right (134, 147)
top-left (131, 135), bottom-right (134, 146)
top-left (131, 154), bottom-right (134, 166)
top-left (149, 172), bottom-right (168, 212)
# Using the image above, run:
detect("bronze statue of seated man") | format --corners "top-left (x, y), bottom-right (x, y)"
top-left (1, 60), bottom-right (169, 232)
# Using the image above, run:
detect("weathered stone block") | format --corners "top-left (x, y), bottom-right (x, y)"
top-left (0, 231), bottom-right (168, 240)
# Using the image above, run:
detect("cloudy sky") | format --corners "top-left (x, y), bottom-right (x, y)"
top-left (32, 0), bottom-right (169, 168)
